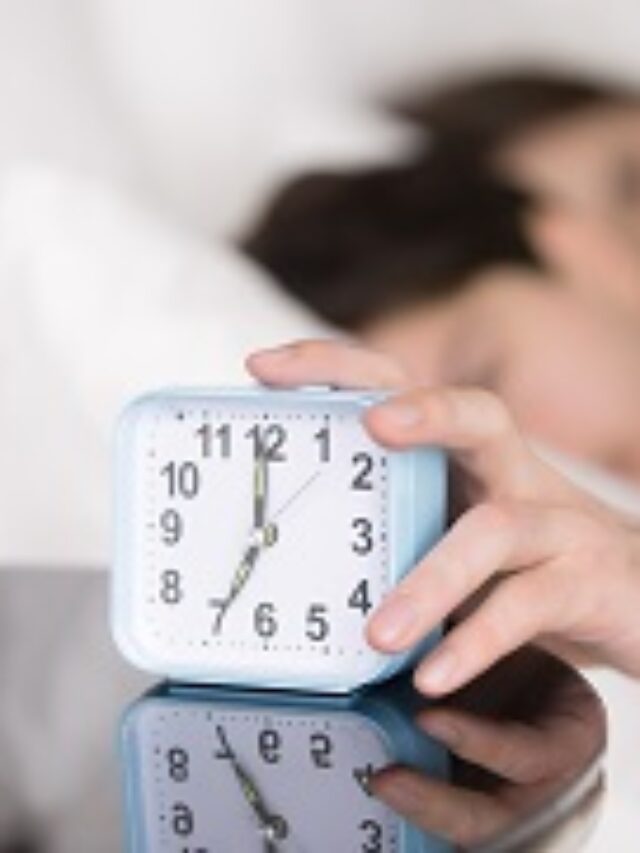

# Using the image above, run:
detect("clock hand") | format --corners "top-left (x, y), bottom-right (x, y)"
top-left (210, 442), bottom-right (277, 632)
top-left (210, 539), bottom-right (262, 633)
top-left (253, 439), bottom-right (269, 531)
top-left (210, 470), bottom-right (320, 632)
top-left (230, 759), bottom-right (288, 842)
top-left (218, 735), bottom-right (288, 846)
top-left (270, 470), bottom-right (321, 522)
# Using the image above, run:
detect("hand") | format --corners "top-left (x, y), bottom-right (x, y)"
top-left (247, 339), bottom-right (640, 694)
top-left (370, 654), bottom-right (604, 847)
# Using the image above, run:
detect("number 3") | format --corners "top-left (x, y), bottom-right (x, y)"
top-left (351, 518), bottom-right (374, 555)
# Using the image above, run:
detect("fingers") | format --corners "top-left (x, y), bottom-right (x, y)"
top-left (418, 709), bottom-right (561, 784)
top-left (247, 339), bottom-right (407, 390)
top-left (414, 568), bottom-right (569, 695)
top-left (366, 502), bottom-right (579, 655)
top-left (249, 340), bottom-right (544, 499)
top-left (364, 386), bottom-right (535, 497)
top-left (371, 766), bottom-right (510, 845)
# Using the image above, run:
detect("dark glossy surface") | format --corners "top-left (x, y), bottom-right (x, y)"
top-left (0, 570), bottom-right (606, 852)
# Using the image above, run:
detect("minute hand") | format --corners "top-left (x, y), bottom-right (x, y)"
top-left (253, 442), bottom-right (269, 530)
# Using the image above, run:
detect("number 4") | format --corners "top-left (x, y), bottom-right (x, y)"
top-left (348, 580), bottom-right (372, 615)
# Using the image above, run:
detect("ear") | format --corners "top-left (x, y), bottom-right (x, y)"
top-left (527, 206), bottom-right (640, 310)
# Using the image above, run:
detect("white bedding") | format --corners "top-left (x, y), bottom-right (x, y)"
top-left (0, 164), bottom-right (330, 567)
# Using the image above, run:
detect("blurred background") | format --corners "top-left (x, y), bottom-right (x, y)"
top-left (3, 0), bottom-right (640, 236)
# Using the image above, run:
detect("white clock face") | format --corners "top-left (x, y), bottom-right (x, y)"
top-left (127, 697), bottom-right (401, 852)
top-left (121, 395), bottom-right (392, 686)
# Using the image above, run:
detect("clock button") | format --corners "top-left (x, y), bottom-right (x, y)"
top-left (297, 384), bottom-right (334, 392)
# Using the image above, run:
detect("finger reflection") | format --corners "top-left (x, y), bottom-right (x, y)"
top-left (372, 649), bottom-right (606, 850)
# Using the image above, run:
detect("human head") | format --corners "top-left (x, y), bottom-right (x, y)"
top-left (403, 71), bottom-right (640, 238)
top-left (244, 70), bottom-right (640, 476)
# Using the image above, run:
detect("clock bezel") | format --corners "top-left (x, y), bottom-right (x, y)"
top-left (111, 387), bottom-right (446, 692)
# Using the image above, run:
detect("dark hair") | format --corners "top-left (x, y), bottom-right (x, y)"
top-left (243, 70), bottom-right (633, 330)
top-left (398, 69), bottom-right (636, 166)
top-left (244, 162), bottom-right (537, 329)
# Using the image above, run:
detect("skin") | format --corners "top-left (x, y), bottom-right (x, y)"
top-left (363, 103), bottom-right (640, 482)
top-left (372, 671), bottom-right (604, 845)
top-left (248, 339), bottom-right (640, 697)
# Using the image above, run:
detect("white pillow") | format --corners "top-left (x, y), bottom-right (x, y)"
top-left (0, 164), bottom-right (330, 566)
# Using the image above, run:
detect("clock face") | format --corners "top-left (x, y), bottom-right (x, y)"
top-left (118, 393), bottom-right (394, 686)
top-left (125, 696), bottom-right (402, 852)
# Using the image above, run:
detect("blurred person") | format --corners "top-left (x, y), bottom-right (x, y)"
top-left (244, 70), bottom-right (640, 483)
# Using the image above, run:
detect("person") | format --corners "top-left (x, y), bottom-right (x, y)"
top-left (248, 338), bottom-right (640, 695)
top-left (244, 70), bottom-right (640, 483)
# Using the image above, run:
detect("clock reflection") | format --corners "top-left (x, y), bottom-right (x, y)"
top-left (119, 679), bottom-right (451, 852)
top-left (119, 649), bottom-right (605, 853)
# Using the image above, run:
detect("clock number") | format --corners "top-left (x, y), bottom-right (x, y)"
top-left (196, 423), bottom-right (231, 458)
top-left (352, 518), bottom-right (374, 555)
top-left (166, 747), bottom-right (190, 782)
top-left (352, 452), bottom-right (374, 490)
top-left (310, 732), bottom-right (333, 768)
top-left (306, 603), bottom-right (330, 642)
top-left (160, 508), bottom-right (183, 545)
top-left (254, 602), bottom-right (278, 638)
top-left (258, 729), bottom-right (282, 764)
top-left (171, 802), bottom-right (194, 837)
top-left (247, 424), bottom-right (287, 462)
top-left (160, 569), bottom-right (183, 604)
top-left (359, 818), bottom-right (383, 853)
top-left (348, 579), bottom-right (373, 615)
top-left (353, 764), bottom-right (375, 796)
top-left (213, 724), bottom-right (235, 760)
top-left (314, 424), bottom-right (331, 462)
top-left (160, 461), bottom-right (200, 499)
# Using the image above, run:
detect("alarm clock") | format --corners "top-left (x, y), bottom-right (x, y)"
top-left (112, 387), bottom-right (446, 691)
top-left (120, 680), bottom-right (451, 852)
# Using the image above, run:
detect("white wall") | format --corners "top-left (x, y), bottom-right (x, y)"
top-left (0, 1), bottom-right (639, 236)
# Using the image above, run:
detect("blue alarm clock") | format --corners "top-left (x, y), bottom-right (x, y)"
top-left (119, 679), bottom-right (452, 852)
top-left (112, 387), bottom-right (447, 691)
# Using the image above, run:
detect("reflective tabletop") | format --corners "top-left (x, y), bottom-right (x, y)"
top-left (0, 570), bottom-right (606, 852)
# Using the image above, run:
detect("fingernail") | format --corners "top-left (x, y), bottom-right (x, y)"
top-left (378, 402), bottom-right (422, 428)
top-left (368, 595), bottom-right (419, 648)
top-left (255, 345), bottom-right (295, 362)
top-left (377, 775), bottom-right (426, 811)
top-left (416, 649), bottom-right (459, 694)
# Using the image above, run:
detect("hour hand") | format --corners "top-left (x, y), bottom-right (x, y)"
top-left (210, 540), bottom-right (262, 633)
top-left (229, 757), bottom-right (289, 846)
